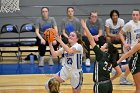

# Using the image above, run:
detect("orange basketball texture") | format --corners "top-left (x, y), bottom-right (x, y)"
top-left (44, 28), bottom-right (56, 42)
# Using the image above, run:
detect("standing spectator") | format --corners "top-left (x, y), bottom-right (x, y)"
top-left (82, 11), bottom-right (105, 66)
top-left (119, 9), bottom-right (140, 85)
top-left (60, 7), bottom-right (82, 65)
top-left (35, 7), bottom-right (59, 66)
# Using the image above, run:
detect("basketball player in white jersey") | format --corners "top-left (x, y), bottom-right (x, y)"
top-left (45, 31), bottom-right (83, 93)
top-left (119, 9), bottom-right (140, 85)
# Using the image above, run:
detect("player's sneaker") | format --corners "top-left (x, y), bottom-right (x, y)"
top-left (120, 76), bottom-right (133, 85)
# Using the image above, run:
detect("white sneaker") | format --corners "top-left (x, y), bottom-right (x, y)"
top-left (85, 58), bottom-right (90, 66)
top-left (120, 76), bottom-right (133, 85)
top-left (48, 57), bottom-right (54, 66)
top-left (39, 56), bottom-right (44, 67)
top-left (120, 79), bottom-right (133, 85)
top-left (60, 57), bottom-right (65, 66)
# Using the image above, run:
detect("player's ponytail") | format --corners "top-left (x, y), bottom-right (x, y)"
top-left (75, 31), bottom-right (88, 54)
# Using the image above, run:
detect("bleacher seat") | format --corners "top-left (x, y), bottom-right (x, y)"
top-left (19, 23), bottom-right (37, 46)
top-left (0, 24), bottom-right (19, 46)
top-left (0, 24), bottom-right (19, 61)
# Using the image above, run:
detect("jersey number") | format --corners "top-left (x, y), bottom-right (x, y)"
top-left (103, 61), bottom-right (112, 71)
top-left (67, 58), bottom-right (73, 65)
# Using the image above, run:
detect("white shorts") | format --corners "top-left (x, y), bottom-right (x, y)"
top-left (57, 66), bottom-right (83, 89)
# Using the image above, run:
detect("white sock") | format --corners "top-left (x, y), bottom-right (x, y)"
top-left (39, 56), bottom-right (44, 66)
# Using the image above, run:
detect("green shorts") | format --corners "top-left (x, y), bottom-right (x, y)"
top-left (94, 80), bottom-right (112, 93)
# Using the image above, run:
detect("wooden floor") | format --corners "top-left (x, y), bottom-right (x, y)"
top-left (0, 46), bottom-right (136, 93)
top-left (0, 73), bottom-right (135, 93)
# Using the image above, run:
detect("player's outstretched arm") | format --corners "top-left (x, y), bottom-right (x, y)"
top-left (117, 43), bottom-right (140, 64)
top-left (81, 19), bottom-right (96, 48)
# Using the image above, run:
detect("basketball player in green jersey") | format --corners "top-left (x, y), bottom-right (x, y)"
top-left (117, 41), bottom-right (140, 93)
top-left (81, 19), bottom-right (122, 93)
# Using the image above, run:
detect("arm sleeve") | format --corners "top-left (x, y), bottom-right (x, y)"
top-left (35, 18), bottom-right (40, 29)
top-left (98, 18), bottom-right (103, 29)
top-left (76, 18), bottom-right (84, 35)
top-left (112, 54), bottom-right (119, 67)
top-left (105, 19), bottom-right (110, 28)
top-left (93, 45), bottom-right (103, 61)
top-left (61, 19), bottom-right (65, 34)
top-left (120, 19), bottom-right (125, 27)
top-left (51, 17), bottom-right (57, 27)
top-left (122, 22), bottom-right (131, 33)
top-left (72, 44), bottom-right (83, 53)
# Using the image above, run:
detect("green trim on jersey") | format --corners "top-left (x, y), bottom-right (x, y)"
top-left (129, 52), bottom-right (140, 75)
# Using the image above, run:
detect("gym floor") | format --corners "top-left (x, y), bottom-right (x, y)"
top-left (0, 56), bottom-right (135, 93)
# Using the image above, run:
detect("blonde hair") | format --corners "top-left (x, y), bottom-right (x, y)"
top-left (48, 78), bottom-right (60, 93)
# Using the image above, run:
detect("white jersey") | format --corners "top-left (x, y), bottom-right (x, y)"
top-left (122, 20), bottom-right (140, 48)
top-left (59, 43), bottom-right (83, 71)
top-left (105, 18), bottom-right (125, 34)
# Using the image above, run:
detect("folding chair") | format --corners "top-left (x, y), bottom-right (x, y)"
top-left (0, 24), bottom-right (20, 61)
top-left (19, 23), bottom-right (37, 60)
top-left (19, 23), bottom-right (36, 46)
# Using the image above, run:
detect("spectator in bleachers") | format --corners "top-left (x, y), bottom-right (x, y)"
top-left (35, 7), bottom-right (59, 66)
top-left (119, 9), bottom-right (140, 85)
top-left (82, 11), bottom-right (105, 66)
top-left (105, 9), bottom-right (124, 44)
top-left (60, 7), bottom-right (83, 65)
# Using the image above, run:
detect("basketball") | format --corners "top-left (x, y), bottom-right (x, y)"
top-left (44, 28), bottom-right (56, 43)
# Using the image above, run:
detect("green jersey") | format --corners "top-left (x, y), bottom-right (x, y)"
top-left (93, 45), bottom-right (117, 82)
